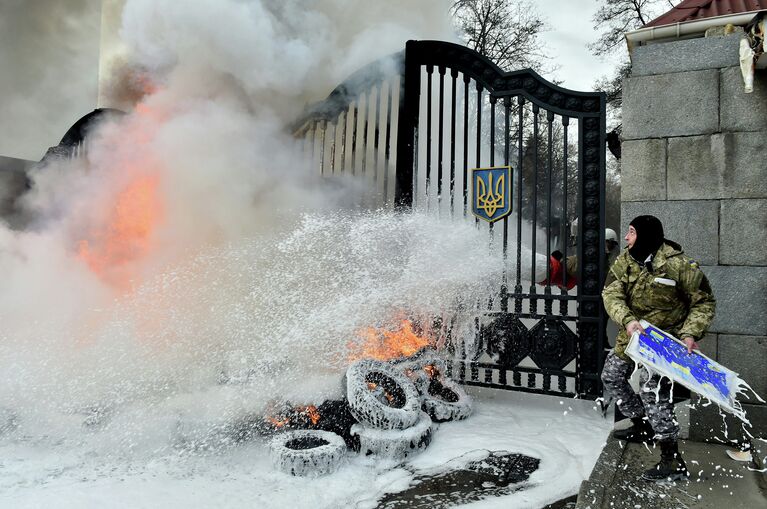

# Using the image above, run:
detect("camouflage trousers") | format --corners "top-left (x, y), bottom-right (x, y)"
top-left (601, 351), bottom-right (679, 441)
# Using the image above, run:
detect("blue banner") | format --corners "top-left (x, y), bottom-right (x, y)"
top-left (625, 321), bottom-right (741, 416)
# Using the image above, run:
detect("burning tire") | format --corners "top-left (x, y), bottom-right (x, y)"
top-left (269, 429), bottom-right (347, 477)
top-left (391, 348), bottom-right (447, 395)
top-left (351, 411), bottom-right (433, 461)
top-left (346, 359), bottom-right (420, 430)
top-left (421, 377), bottom-right (473, 422)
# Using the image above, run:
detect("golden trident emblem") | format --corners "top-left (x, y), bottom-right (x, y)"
top-left (475, 171), bottom-right (506, 218)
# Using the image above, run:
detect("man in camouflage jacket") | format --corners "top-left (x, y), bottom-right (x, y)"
top-left (601, 215), bottom-right (715, 482)
top-left (603, 246), bottom-right (715, 361)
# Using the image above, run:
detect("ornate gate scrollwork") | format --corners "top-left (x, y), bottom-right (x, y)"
top-left (480, 315), bottom-right (530, 368)
top-left (529, 319), bottom-right (577, 371)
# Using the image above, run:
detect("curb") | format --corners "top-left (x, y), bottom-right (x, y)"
top-left (754, 440), bottom-right (767, 494)
top-left (574, 434), bottom-right (626, 509)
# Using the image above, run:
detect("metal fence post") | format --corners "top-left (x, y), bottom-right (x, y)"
top-left (575, 94), bottom-right (607, 399)
top-left (394, 40), bottom-right (421, 208)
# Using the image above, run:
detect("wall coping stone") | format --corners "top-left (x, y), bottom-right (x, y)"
top-left (632, 34), bottom-right (741, 77)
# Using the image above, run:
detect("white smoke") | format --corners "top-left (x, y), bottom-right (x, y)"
top-left (0, 0), bottom-right (102, 160)
top-left (107, 0), bottom-right (455, 117)
top-left (0, 210), bottom-right (506, 454)
top-left (0, 0), bottom-right (505, 452)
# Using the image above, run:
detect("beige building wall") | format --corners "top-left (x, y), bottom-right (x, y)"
top-left (0, 0), bottom-right (102, 161)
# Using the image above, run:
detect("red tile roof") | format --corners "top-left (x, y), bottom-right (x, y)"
top-left (645, 0), bottom-right (767, 27)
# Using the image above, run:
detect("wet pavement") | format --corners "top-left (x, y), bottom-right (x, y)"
top-left (577, 436), bottom-right (767, 509)
top-left (376, 450), bottom-right (539, 508)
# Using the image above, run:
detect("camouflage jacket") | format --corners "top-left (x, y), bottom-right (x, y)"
top-left (602, 241), bottom-right (716, 360)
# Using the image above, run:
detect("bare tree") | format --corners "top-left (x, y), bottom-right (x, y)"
top-left (593, 61), bottom-right (632, 113)
top-left (590, 1), bottom-right (680, 231)
top-left (451, 0), bottom-right (556, 160)
top-left (451, 0), bottom-right (550, 73)
top-left (591, 1), bottom-right (680, 114)
top-left (589, 0), bottom-right (679, 56)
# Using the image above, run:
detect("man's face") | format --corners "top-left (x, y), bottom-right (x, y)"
top-left (625, 225), bottom-right (637, 249)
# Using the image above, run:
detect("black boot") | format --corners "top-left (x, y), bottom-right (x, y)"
top-left (642, 440), bottom-right (689, 482)
top-left (613, 417), bottom-right (654, 443)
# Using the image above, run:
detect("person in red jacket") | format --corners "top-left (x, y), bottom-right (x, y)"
top-left (539, 228), bottom-right (619, 289)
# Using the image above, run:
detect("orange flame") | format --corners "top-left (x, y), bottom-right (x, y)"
top-left (423, 364), bottom-right (438, 378)
top-left (266, 415), bottom-right (291, 428)
top-left (78, 174), bottom-right (162, 286)
top-left (75, 97), bottom-right (170, 290)
top-left (349, 319), bottom-right (431, 361)
top-left (264, 405), bottom-right (322, 429)
top-left (299, 405), bottom-right (321, 425)
top-left (366, 382), bottom-right (395, 404)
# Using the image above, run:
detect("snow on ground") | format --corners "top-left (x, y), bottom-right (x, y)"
top-left (0, 387), bottom-right (610, 509)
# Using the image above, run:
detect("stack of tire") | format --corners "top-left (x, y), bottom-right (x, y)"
top-left (347, 352), bottom-right (472, 462)
top-left (268, 350), bottom-right (472, 476)
top-left (346, 358), bottom-right (433, 462)
top-left (391, 349), bottom-right (473, 423)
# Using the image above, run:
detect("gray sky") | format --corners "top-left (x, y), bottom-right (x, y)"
top-left (542, 0), bottom-right (625, 91)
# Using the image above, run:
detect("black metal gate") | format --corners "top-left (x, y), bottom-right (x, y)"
top-left (292, 40), bottom-right (606, 400)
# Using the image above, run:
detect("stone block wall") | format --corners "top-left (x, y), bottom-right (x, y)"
top-left (621, 33), bottom-right (767, 443)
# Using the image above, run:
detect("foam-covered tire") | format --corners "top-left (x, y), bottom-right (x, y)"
top-left (421, 377), bottom-right (473, 422)
top-left (269, 430), bottom-right (346, 477)
top-left (391, 349), bottom-right (447, 395)
top-left (351, 411), bottom-right (433, 461)
top-left (346, 359), bottom-right (420, 430)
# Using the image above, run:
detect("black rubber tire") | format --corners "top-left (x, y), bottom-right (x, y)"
top-left (421, 376), bottom-right (473, 422)
top-left (346, 359), bottom-right (421, 430)
top-left (351, 411), bottom-right (433, 461)
top-left (391, 348), bottom-right (447, 395)
top-left (269, 429), bottom-right (347, 477)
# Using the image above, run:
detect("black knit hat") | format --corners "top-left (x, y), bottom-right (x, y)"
top-left (629, 215), bottom-right (665, 262)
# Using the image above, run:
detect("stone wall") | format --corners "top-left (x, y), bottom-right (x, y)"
top-left (622, 33), bottom-right (767, 442)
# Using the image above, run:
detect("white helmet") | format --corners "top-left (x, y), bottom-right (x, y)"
top-left (605, 228), bottom-right (618, 243)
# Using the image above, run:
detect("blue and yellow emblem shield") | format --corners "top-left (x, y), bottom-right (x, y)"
top-left (471, 166), bottom-right (512, 223)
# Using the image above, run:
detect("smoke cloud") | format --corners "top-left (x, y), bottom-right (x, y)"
top-left (105, 0), bottom-right (455, 116)
top-left (0, 0), bottom-right (507, 451)
top-left (0, 0), bottom-right (102, 160)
